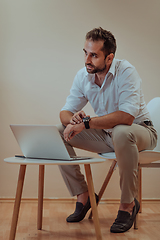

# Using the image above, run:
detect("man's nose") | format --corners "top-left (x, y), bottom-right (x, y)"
top-left (85, 55), bottom-right (92, 64)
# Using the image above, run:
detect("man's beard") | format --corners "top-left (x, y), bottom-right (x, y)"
top-left (85, 63), bottom-right (107, 74)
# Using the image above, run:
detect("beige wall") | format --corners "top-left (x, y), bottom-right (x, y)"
top-left (0, 0), bottom-right (160, 200)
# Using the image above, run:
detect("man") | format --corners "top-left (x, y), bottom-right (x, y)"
top-left (58, 27), bottom-right (157, 233)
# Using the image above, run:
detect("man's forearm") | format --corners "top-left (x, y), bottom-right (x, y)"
top-left (89, 111), bottom-right (134, 129)
top-left (59, 110), bottom-right (74, 126)
top-left (61, 110), bottom-right (134, 142)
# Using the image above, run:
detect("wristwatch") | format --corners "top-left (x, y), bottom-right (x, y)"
top-left (83, 116), bottom-right (91, 129)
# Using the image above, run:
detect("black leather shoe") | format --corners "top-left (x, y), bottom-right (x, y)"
top-left (66, 193), bottom-right (99, 222)
top-left (110, 198), bottom-right (140, 233)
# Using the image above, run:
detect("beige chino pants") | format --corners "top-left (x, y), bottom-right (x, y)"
top-left (57, 123), bottom-right (157, 203)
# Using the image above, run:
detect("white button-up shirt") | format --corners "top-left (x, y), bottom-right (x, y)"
top-left (62, 58), bottom-right (150, 125)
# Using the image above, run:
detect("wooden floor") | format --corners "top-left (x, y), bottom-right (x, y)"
top-left (0, 200), bottom-right (160, 240)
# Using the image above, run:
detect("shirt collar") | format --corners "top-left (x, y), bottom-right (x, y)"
top-left (101, 58), bottom-right (116, 87)
top-left (108, 57), bottom-right (116, 77)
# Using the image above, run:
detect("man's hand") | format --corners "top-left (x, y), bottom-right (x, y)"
top-left (63, 110), bottom-right (90, 141)
top-left (70, 110), bottom-right (87, 125)
top-left (64, 123), bottom-right (85, 141)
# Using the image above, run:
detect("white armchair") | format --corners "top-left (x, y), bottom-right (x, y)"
top-left (89, 97), bottom-right (160, 225)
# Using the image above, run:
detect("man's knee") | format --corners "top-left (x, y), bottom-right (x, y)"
top-left (112, 125), bottom-right (136, 150)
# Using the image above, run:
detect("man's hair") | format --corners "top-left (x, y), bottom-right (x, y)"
top-left (85, 27), bottom-right (117, 56)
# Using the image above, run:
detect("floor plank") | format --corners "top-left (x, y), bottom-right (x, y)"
top-left (0, 201), bottom-right (160, 240)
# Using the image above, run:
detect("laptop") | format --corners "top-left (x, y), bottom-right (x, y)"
top-left (10, 124), bottom-right (92, 161)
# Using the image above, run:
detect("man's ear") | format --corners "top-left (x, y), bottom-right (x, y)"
top-left (106, 53), bottom-right (114, 64)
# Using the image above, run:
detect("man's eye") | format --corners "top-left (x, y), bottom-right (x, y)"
top-left (92, 54), bottom-right (97, 58)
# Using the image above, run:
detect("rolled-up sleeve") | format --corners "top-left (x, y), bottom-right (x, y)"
top-left (118, 66), bottom-right (141, 118)
top-left (61, 72), bottom-right (88, 113)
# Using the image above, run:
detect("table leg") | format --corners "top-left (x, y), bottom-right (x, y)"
top-left (37, 165), bottom-right (45, 230)
top-left (138, 166), bottom-right (142, 213)
top-left (134, 164), bottom-right (142, 229)
top-left (84, 164), bottom-right (102, 240)
top-left (89, 159), bottom-right (117, 219)
top-left (9, 165), bottom-right (26, 240)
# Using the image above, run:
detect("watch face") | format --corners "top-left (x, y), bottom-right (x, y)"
top-left (83, 116), bottom-right (90, 129)
top-left (85, 117), bottom-right (90, 121)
